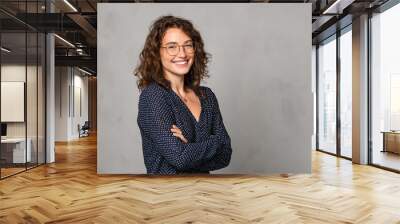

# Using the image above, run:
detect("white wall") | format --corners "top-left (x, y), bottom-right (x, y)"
top-left (72, 72), bottom-right (89, 138)
top-left (55, 67), bottom-right (89, 141)
top-left (1, 65), bottom-right (38, 138)
top-left (55, 66), bottom-right (70, 141)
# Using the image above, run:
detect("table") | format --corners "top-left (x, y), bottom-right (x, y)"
top-left (381, 131), bottom-right (400, 154)
top-left (1, 138), bottom-right (32, 164)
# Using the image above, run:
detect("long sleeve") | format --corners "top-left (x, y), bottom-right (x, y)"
top-left (195, 88), bottom-right (232, 171)
top-left (137, 86), bottom-right (222, 171)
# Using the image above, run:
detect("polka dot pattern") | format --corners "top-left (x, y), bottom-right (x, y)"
top-left (137, 82), bottom-right (232, 174)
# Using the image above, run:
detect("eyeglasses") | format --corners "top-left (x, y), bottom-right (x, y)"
top-left (161, 43), bottom-right (195, 56)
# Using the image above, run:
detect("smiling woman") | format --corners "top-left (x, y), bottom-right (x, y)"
top-left (134, 15), bottom-right (232, 174)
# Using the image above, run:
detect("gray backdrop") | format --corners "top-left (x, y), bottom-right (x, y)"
top-left (97, 3), bottom-right (312, 174)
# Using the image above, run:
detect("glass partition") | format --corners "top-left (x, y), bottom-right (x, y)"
top-left (0, 31), bottom-right (28, 177)
top-left (317, 35), bottom-right (337, 154)
top-left (371, 3), bottom-right (400, 171)
top-left (0, 1), bottom-right (46, 179)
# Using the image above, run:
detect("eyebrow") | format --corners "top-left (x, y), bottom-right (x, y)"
top-left (164, 40), bottom-right (193, 45)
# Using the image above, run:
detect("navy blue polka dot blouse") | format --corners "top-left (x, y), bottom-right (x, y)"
top-left (137, 82), bottom-right (232, 174)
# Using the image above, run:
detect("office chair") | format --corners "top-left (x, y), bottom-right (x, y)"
top-left (79, 121), bottom-right (90, 138)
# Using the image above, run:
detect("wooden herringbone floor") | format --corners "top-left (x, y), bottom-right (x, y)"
top-left (1, 134), bottom-right (400, 224)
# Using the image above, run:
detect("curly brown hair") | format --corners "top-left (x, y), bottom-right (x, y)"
top-left (134, 15), bottom-right (210, 96)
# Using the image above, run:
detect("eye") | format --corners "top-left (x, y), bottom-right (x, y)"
top-left (167, 44), bottom-right (178, 50)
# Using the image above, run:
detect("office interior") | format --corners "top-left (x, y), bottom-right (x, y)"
top-left (0, 0), bottom-right (97, 179)
top-left (0, 0), bottom-right (400, 222)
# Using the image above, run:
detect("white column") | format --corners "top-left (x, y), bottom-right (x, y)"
top-left (352, 14), bottom-right (369, 164)
top-left (312, 45), bottom-right (317, 150)
top-left (46, 33), bottom-right (55, 163)
top-left (45, 0), bottom-right (55, 163)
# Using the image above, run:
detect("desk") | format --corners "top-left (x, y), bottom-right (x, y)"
top-left (1, 138), bottom-right (31, 163)
top-left (381, 131), bottom-right (400, 154)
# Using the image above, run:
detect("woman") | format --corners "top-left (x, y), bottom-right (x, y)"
top-left (135, 15), bottom-right (232, 174)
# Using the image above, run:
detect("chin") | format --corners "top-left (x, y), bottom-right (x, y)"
top-left (170, 68), bottom-right (191, 76)
top-left (177, 70), bottom-right (190, 76)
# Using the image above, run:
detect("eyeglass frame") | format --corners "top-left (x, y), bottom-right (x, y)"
top-left (160, 42), bottom-right (196, 56)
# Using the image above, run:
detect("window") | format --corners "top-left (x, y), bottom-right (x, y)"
top-left (340, 28), bottom-right (352, 158)
top-left (371, 3), bottom-right (400, 171)
top-left (317, 36), bottom-right (337, 154)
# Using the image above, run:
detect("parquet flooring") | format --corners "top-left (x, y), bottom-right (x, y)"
top-left (1, 134), bottom-right (400, 223)
top-left (1, 167), bottom-right (26, 178)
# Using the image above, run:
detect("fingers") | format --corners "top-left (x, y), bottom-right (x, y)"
top-left (172, 124), bottom-right (179, 130)
top-left (171, 125), bottom-right (187, 143)
top-left (172, 132), bottom-right (188, 143)
top-left (170, 125), bottom-right (182, 135)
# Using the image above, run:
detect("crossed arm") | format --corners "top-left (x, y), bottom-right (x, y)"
top-left (192, 89), bottom-right (232, 171)
top-left (138, 88), bottom-right (232, 172)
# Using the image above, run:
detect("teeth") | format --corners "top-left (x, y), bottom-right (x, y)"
top-left (174, 61), bottom-right (187, 65)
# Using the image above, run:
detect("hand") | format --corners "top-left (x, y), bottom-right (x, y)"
top-left (170, 124), bottom-right (188, 143)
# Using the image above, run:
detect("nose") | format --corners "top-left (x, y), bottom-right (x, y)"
top-left (177, 45), bottom-right (187, 58)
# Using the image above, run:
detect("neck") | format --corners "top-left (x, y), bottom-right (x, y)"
top-left (164, 71), bottom-right (186, 95)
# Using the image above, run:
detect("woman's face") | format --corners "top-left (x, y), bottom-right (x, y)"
top-left (160, 28), bottom-right (195, 78)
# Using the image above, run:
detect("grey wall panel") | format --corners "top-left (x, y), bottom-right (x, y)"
top-left (98, 3), bottom-right (312, 174)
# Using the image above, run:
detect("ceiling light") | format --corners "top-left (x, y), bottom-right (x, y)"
top-left (78, 67), bottom-right (93, 76)
top-left (322, 0), bottom-right (354, 14)
top-left (1, 47), bottom-right (11, 53)
top-left (54, 34), bottom-right (75, 48)
top-left (63, 0), bottom-right (78, 12)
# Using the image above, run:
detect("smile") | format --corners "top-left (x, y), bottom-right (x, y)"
top-left (172, 60), bottom-right (188, 65)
